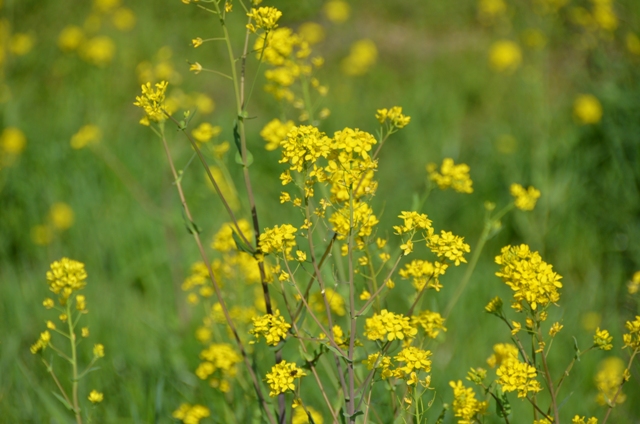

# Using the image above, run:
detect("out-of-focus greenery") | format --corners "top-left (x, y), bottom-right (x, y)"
top-left (1, 0), bottom-right (639, 422)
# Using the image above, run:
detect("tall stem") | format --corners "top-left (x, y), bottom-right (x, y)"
top-left (66, 303), bottom-right (82, 424)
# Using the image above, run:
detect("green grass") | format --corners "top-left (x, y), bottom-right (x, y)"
top-left (2, 0), bottom-right (640, 422)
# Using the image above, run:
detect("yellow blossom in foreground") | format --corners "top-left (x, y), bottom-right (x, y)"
top-left (1, 127), bottom-right (26, 155)
top-left (495, 244), bottom-right (562, 310)
top-left (574, 94), bottom-right (603, 125)
top-left (427, 158), bottom-right (473, 194)
top-left (595, 357), bottom-right (626, 405)
top-left (486, 343), bottom-right (519, 368)
top-left (549, 322), bottom-right (563, 337)
top-left (489, 40), bottom-right (522, 72)
top-left (594, 327), bottom-right (613, 350)
top-left (30, 331), bottom-right (51, 354)
top-left (496, 357), bottom-right (542, 398)
top-left (260, 118), bottom-right (295, 151)
top-left (47, 258), bottom-right (88, 304)
top-left (70, 124), bottom-right (101, 149)
top-left (190, 62), bottom-right (203, 74)
top-left (394, 346), bottom-right (432, 382)
top-left (364, 309), bottom-right (417, 342)
top-left (88, 390), bottom-right (103, 403)
top-left (485, 296), bottom-right (503, 314)
top-left (134, 81), bottom-right (168, 122)
top-left (172, 404), bottom-right (210, 424)
top-left (412, 310), bottom-right (447, 338)
top-left (250, 309), bottom-right (291, 346)
top-left (510, 183), bottom-right (540, 211)
top-left (246, 7), bottom-right (282, 33)
top-left (49, 202), bottom-right (74, 230)
top-left (279, 125), bottom-right (331, 172)
top-left (259, 224), bottom-right (297, 258)
top-left (265, 360), bottom-right (306, 397)
top-left (450, 380), bottom-right (488, 422)
top-left (341, 39), bottom-right (377, 76)
top-left (324, 0), bottom-right (350, 23)
top-left (58, 26), bottom-right (85, 51)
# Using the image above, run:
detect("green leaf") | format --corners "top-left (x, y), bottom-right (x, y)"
top-left (573, 336), bottom-right (581, 360)
top-left (233, 121), bottom-right (241, 153)
top-left (356, 300), bottom-right (374, 317)
top-left (298, 345), bottom-right (314, 362)
top-left (51, 391), bottom-right (73, 411)
top-left (235, 150), bottom-right (254, 167)
top-left (325, 343), bottom-right (350, 362)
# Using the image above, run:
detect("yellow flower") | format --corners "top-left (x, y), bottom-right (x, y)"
top-left (486, 343), bottom-right (519, 368)
top-left (81, 36), bottom-right (116, 66)
top-left (75, 294), bottom-right (87, 311)
top-left (196, 343), bottom-right (241, 385)
top-left (9, 33), bottom-right (35, 55)
top-left (246, 7), bottom-right (282, 33)
top-left (265, 360), bottom-right (306, 397)
top-left (364, 309), bottom-right (417, 342)
top-left (489, 40), bottom-right (522, 73)
top-left (49, 202), bottom-right (74, 230)
top-left (623, 316), bottom-right (640, 350)
top-left (58, 26), bottom-right (84, 51)
top-left (1, 127), bottom-right (26, 155)
top-left (82, 327), bottom-right (90, 337)
top-left (324, 0), bottom-right (350, 23)
top-left (450, 380), bottom-right (488, 422)
top-left (94, 0), bottom-right (120, 14)
top-left (249, 310), bottom-right (291, 346)
top-left (310, 288), bottom-right (346, 317)
top-left (375, 106), bottom-right (411, 129)
top-left (510, 183), bottom-right (541, 211)
top-left (427, 230), bottom-right (470, 266)
top-left (47, 258), bottom-right (87, 303)
top-left (88, 390), bottom-right (103, 403)
top-left (549, 322), bottom-right (563, 337)
top-left (191, 122), bottom-right (221, 143)
top-left (572, 416), bottom-right (598, 424)
top-left (595, 357), bottom-right (626, 405)
top-left (259, 224), bottom-right (298, 259)
top-left (496, 357), bottom-right (542, 398)
top-left (412, 310), bottom-right (447, 338)
top-left (190, 62), bottom-right (203, 74)
top-left (134, 81), bottom-right (168, 122)
top-left (628, 271), bottom-right (640, 294)
top-left (70, 124), bottom-right (101, 149)
top-left (43, 298), bottom-right (55, 309)
top-left (427, 158), bottom-right (473, 193)
top-left (484, 296), bottom-right (503, 314)
top-left (574, 94), bottom-right (602, 125)
top-left (292, 405), bottom-right (324, 424)
top-left (192, 37), bottom-right (203, 48)
top-left (30, 331), bottom-right (51, 354)
top-left (341, 39), bottom-right (377, 76)
top-left (172, 404), bottom-right (211, 424)
top-left (626, 32), bottom-right (640, 55)
top-left (260, 118), bottom-right (295, 151)
top-left (112, 7), bottom-right (136, 31)
top-left (594, 327), bottom-right (613, 350)
top-left (93, 343), bottom-right (105, 358)
top-left (298, 22), bottom-right (325, 45)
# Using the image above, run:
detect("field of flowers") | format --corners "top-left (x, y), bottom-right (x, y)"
top-left (2, 0), bottom-right (640, 423)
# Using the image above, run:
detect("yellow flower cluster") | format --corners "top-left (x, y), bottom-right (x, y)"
top-left (412, 310), bottom-right (447, 338)
top-left (495, 244), bottom-right (562, 311)
top-left (375, 106), bottom-right (411, 129)
top-left (393, 211), bottom-right (433, 235)
top-left (623, 316), bottom-right (640, 350)
top-left (484, 296), bottom-right (503, 314)
top-left (341, 39), bottom-right (377, 76)
top-left (327, 127), bottom-right (378, 200)
top-left (172, 404), bottom-right (211, 424)
top-left (70, 124), bottom-right (101, 149)
top-left (572, 416), bottom-right (598, 424)
top-left (329, 201), bottom-right (379, 240)
top-left (363, 352), bottom-right (393, 379)
top-left (195, 343), bottom-right (241, 392)
top-left (191, 122), bottom-right (221, 143)
top-left (489, 40), bottom-right (522, 72)
top-left (292, 405), bottom-right (324, 424)
top-left (318, 325), bottom-right (348, 347)
top-left (449, 380), bottom-right (488, 423)
top-left (246, 7), bottom-right (282, 33)
top-left (496, 357), bottom-right (542, 398)
top-left (310, 288), bottom-right (346, 317)
top-left (510, 183), bottom-right (541, 211)
top-left (427, 230), bottom-right (471, 266)
top-left (394, 346), bottom-right (432, 384)
top-left (265, 360), bottom-right (306, 397)
top-left (486, 343), bottom-right (519, 368)
top-left (594, 327), bottom-right (613, 350)
top-left (249, 309), bottom-right (291, 346)
top-left (628, 270), bottom-right (640, 294)
top-left (133, 81), bottom-right (168, 122)
top-left (573, 94), bottom-right (603, 125)
top-left (30, 331), bottom-right (51, 354)
top-left (260, 118), bottom-right (295, 151)
top-left (594, 357), bottom-right (626, 405)
top-left (46, 257), bottom-right (88, 304)
top-left (279, 125), bottom-right (331, 173)
top-left (364, 309), bottom-right (417, 342)
top-left (399, 259), bottom-right (448, 291)
top-left (427, 158), bottom-right (474, 194)
top-left (258, 224), bottom-right (298, 258)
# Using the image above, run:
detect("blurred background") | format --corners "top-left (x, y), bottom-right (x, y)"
top-left (1, 0), bottom-right (640, 422)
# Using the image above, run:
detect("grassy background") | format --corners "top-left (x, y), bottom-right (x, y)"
top-left (1, 0), bottom-right (640, 422)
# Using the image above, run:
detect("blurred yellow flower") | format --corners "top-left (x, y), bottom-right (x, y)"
top-left (9, 33), bottom-right (35, 55)
top-left (574, 94), bottom-right (602, 125)
top-left (88, 390), bottom-right (104, 403)
top-left (478, 0), bottom-right (506, 20)
top-left (489, 40), bottom-right (522, 72)
top-left (49, 202), bottom-right (75, 230)
top-left (58, 26), bottom-right (85, 52)
top-left (205, 166), bottom-right (239, 211)
top-left (112, 7), bottom-right (136, 31)
top-left (628, 271), bottom-right (640, 294)
top-left (94, 0), bottom-right (121, 14)
top-left (324, 0), bottom-right (350, 23)
top-left (193, 93), bottom-right (214, 114)
top-left (192, 37), bottom-right (203, 48)
top-left (190, 62), bottom-right (203, 74)
top-left (1, 127), bottom-right (26, 154)
top-left (627, 33), bottom-right (640, 55)
top-left (81, 36), bottom-right (116, 66)
top-left (292, 405), bottom-right (324, 424)
top-left (191, 122), bottom-right (221, 143)
top-left (71, 124), bottom-right (101, 149)
top-left (510, 183), bottom-right (541, 211)
top-left (341, 39), bottom-right (377, 76)
top-left (595, 357), bottom-right (626, 405)
top-left (298, 22), bottom-right (325, 45)
top-left (522, 28), bottom-right (547, 49)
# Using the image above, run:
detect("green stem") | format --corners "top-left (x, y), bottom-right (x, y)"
top-left (66, 302), bottom-right (82, 424)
